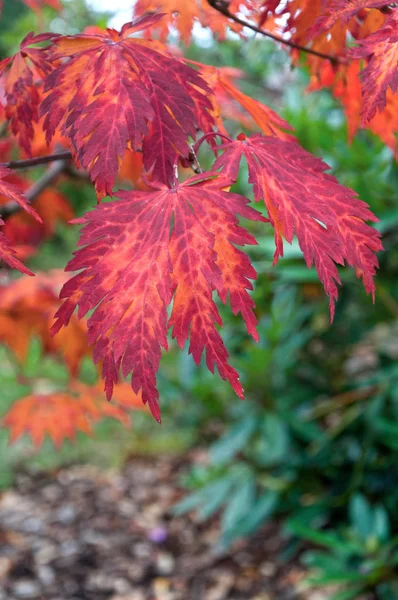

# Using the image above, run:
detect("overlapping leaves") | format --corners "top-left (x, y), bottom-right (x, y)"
top-left (0, 10), bottom-right (386, 423)
top-left (0, 166), bottom-right (41, 275)
top-left (40, 15), bottom-right (213, 194)
top-left (135, 1), bottom-right (398, 151)
top-left (214, 133), bottom-right (383, 319)
top-left (0, 271), bottom-right (147, 447)
top-left (134, 0), bottom-right (246, 43)
top-left (52, 175), bottom-right (263, 421)
top-left (313, 2), bottom-right (398, 124)
top-left (0, 32), bottom-right (55, 155)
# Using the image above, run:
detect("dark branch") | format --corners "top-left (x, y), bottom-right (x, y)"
top-left (1, 151), bottom-right (72, 171)
top-left (0, 159), bottom-right (68, 218)
top-left (206, 0), bottom-right (342, 65)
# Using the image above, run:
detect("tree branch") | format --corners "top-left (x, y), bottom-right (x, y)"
top-left (1, 151), bottom-right (72, 171)
top-left (206, 0), bottom-right (342, 65)
top-left (0, 158), bottom-right (68, 218)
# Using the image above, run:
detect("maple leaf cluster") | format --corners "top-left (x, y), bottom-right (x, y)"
top-left (136, 1), bottom-right (398, 153)
top-left (0, 0), bottom-right (388, 428)
top-left (0, 271), bottom-right (146, 447)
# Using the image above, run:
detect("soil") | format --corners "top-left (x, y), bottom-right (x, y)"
top-left (0, 453), bottom-right (333, 600)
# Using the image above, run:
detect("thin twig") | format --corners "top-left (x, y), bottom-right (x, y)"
top-left (0, 159), bottom-right (68, 218)
top-left (206, 0), bottom-right (342, 65)
top-left (1, 151), bottom-right (72, 171)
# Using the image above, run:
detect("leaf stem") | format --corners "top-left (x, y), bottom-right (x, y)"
top-left (194, 132), bottom-right (233, 155)
top-left (206, 0), bottom-right (342, 65)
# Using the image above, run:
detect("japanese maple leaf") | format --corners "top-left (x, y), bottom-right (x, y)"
top-left (133, 0), bottom-right (245, 44)
top-left (0, 222), bottom-right (31, 275)
top-left (308, 59), bottom-right (398, 154)
top-left (214, 133), bottom-right (383, 319)
top-left (40, 15), bottom-right (213, 195)
top-left (367, 88), bottom-right (398, 154)
top-left (0, 169), bottom-right (73, 259)
top-left (350, 9), bottom-right (398, 123)
top-left (0, 33), bottom-right (55, 155)
top-left (267, 1), bottom-right (388, 84)
top-left (311, 0), bottom-right (391, 34)
top-left (307, 2), bottom-right (395, 116)
top-left (0, 166), bottom-right (41, 274)
top-left (52, 175), bottom-right (263, 421)
top-left (2, 380), bottom-right (144, 448)
top-left (0, 271), bottom-right (88, 374)
top-left (308, 61), bottom-right (363, 142)
top-left (195, 63), bottom-right (294, 141)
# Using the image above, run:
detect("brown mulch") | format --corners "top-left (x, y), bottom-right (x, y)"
top-left (0, 454), bottom-right (327, 600)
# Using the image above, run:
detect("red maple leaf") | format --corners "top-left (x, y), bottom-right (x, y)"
top-left (310, 0), bottom-right (391, 34)
top-left (40, 15), bottom-right (213, 195)
top-left (0, 166), bottom-right (41, 274)
top-left (51, 174), bottom-right (263, 421)
top-left (0, 33), bottom-right (55, 155)
top-left (350, 9), bottom-right (398, 123)
top-left (213, 133), bottom-right (383, 320)
top-left (0, 167), bottom-right (73, 259)
top-left (309, 2), bottom-right (398, 124)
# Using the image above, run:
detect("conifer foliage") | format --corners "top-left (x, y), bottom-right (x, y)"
top-left (0, 0), bottom-right (393, 432)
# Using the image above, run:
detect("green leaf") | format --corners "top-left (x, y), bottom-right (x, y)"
top-left (287, 520), bottom-right (358, 555)
top-left (210, 415), bottom-right (257, 465)
top-left (221, 473), bottom-right (256, 534)
top-left (231, 490), bottom-right (279, 538)
top-left (349, 494), bottom-right (374, 541)
top-left (308, 571), bottom-right (365, 584)
top-left (172, 475), bottom-right (236, 518)
top-left (303, 550), bottom-right (346, 573)
top-left (373, 505), bottom-right (390, 542)
top-left (330, 586), bottom-right (367, 600)
top-left (252, 413), bottom-right (289, 466)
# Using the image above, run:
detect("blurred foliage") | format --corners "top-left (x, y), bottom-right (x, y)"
top-left (0, 5), bottom-right (397, 599)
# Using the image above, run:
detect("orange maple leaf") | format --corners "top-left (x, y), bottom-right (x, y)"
top-left (133, 0), bottom-right (245, 44)
top-left (308, 59), bottom-right (398, 155)
top-left (351, 9), bottom-right (398, 123)
top-left (311, 0), bottom-right (391, 33)
top-left (310, 1), bottom-right (397, 124)
top-left (2, 380), bottom-right (145, 448)
top-left (0, 271), bottom-right (88, 374)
